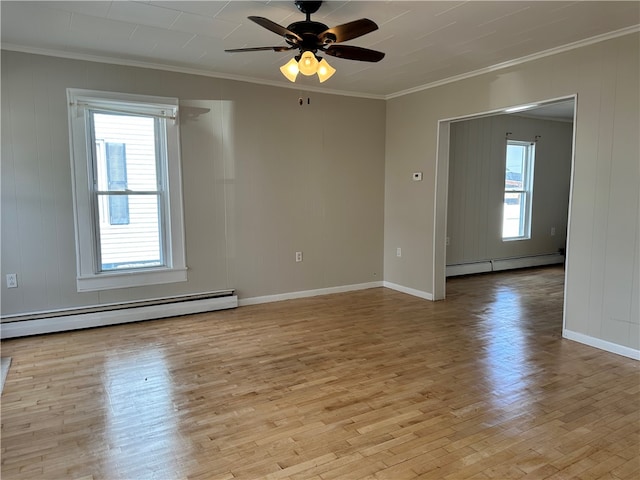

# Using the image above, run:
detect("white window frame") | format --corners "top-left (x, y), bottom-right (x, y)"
top-left (67, 88), bottom-right (187, 292)
top-left (502, 140), bottom-right (535, 241)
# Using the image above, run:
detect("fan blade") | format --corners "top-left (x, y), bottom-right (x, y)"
top-left (248, 16), bottom-right (303, 43)
top-left (225, 46), bottom-right (294, 53)
top-left (324, 45), bottom-right (385, 62)
top-left (320, 18), bottom-right (378, 44)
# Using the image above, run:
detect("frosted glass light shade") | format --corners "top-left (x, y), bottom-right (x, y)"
top-left (298, 51), bottom-right (319, 76)
top-left (316, 59), bottom-right (336, 83)
top-left (280, 53), bottom-right (336, 83)
top-left (280, 58), bottom-right (299, 82)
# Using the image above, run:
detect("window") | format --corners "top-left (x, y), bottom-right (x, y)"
top-left (67, 89), bottom-right (186, 291)
top-left (502, 140), bottom-right (535, 240)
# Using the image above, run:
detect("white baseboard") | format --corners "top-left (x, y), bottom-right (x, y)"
top-left (239, 282), bottom-right (383, 306)
top-left (0, 295), bottom-right (238, 339)
top-left (563, 329), bottom-right (640, 360)
top-left (382, 281), bottom-right (433, 300)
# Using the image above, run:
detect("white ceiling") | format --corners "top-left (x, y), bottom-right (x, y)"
top-left (1, 1), bottom-right (639, 99)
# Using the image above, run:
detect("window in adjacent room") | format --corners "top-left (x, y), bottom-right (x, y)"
top-left (67, 89), bottom-right (186, 292)
top-left (502, 140), bottom-right (535, 240)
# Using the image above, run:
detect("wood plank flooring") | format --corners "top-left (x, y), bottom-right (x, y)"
top-left (1, 266), bottom-right (639, 479)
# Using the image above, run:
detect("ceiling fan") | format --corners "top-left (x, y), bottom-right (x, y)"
top-left (225, 0), bottom-right (385, 83)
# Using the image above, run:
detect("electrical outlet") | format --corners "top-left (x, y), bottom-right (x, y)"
top-left (396, 247), bottom-right (402, 257)
top-left (6, 273), bottom-right (18, 288)
top-left (295, 251), bottom-right (303, 262)
top-left (551, 227), bottom-right (556, 236)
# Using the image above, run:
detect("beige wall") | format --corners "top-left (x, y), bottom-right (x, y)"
top-left (385, 33), bottom-right (639, 350)
top-left (447, 114), bottom-right (573, 265)
top-left (0, 51), bottom-right (386, 315)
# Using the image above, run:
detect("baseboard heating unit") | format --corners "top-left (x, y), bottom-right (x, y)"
top-left (0, 290), bottom-right (237, 339)
top-left (446, 253), bottom-right (564, 277)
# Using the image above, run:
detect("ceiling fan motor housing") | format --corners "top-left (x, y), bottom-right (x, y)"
top-left (286, 21), bottom-right (334, 51)
top-left (295, 1), bottom-right (322, 15)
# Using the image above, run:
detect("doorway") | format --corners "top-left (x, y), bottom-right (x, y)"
top-left (432, 96), bottom-right (577, 307)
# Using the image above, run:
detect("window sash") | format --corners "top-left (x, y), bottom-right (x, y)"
top-left (93, 192), bottom-right (166, 271)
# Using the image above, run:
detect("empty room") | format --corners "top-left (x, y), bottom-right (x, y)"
top-left (1, 1), bottom-right (638, 479)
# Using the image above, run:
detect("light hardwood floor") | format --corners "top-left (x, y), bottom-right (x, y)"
top-left (1, 266), bottom-right (638, 479)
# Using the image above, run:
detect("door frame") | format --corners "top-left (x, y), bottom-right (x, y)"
top-left (431, 94), bottom-right (578, 311)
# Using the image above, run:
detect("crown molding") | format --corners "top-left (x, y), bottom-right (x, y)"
top-left (385, 25), bottom-right (640, 100)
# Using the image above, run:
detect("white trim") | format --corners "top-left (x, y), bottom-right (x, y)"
top-left (382, 282), bottom-right (433, 301)
top-left (239, 282), bottom-right (383, 306)
top-left (386, 26), bottom-right (640, 99)
top-left (563, 330), bottom-right (640, 361)
top-left (562, 97), bottom-right (579, 339)
top-left (77, 268), bottom-right (188, 292)
top-left (433, 121), bottom-right (450, 301)
top-left (0, 295), bottom-right (238, 339)
top-left (76, 268), bottom-right (187, 292)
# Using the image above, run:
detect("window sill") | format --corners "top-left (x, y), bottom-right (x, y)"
top-left (77, 267), bottom-right (188, 292)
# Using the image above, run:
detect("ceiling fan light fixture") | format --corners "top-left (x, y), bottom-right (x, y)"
top-left (316, 58), bottom-right (336, 83)
top-left (298, 50), bottom-right (319, 76)
top-left (280, 57), bottom-right (299, 82)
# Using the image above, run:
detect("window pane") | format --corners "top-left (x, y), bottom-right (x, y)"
top-left (503, 192), bottom-right (524, 238)
top-left (93, 113), bottom-right (158, 191)
top-left (97, 194), bottom-right (162, 270)
top-left (505, 144), bottom-right (525, 190)
top-left (108, 195), bottom-right (130, 225)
